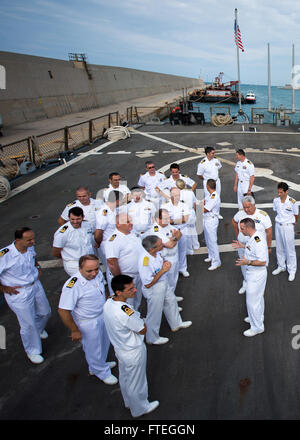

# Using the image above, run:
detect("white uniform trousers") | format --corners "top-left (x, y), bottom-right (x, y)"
top-left (178, 234), bottom-right (188, 272)
top-left (142, 279), bottom-right (182, 344)
top-left (237, 180), bottom-right (250, 209)
top-left (187, 224), bottom-right (200, 252)
top-left (204, 178), bottom-right (221, 199)
top-left (75, 313), bottom-right (111, 380)
top-left (203, 216), bottom-right (221, 267)
top-left (165, 255), bottom-right (179, 294)
top-left (275, 222), bottom-right (297, 274)
top-left (4, 280), bottom-right (51, 356)
top-left (245, 268), bottom-right (267, 332)
top-left (63, 260), bottom-right (79, 277)
top-left (116, 343), bottom-right (151, 417)
top-left (237, 247), bottom-right (247, 285)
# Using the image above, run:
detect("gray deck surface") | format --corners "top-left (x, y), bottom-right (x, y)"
top-left (1, 122), bottom-right (300, 421)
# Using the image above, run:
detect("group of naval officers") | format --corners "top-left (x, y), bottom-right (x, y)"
top-left (0, 146), bottom-right (298, 418)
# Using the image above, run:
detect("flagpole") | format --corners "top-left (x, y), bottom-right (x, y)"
top-left (235, 8), bottom-right (242, 113)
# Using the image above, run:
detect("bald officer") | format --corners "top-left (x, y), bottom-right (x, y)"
top-left (234, 218), bottom-right (268, 337)
top-left (103, 274), bottom-right (159, 418)
top-left (272, 182), bottom-right (299, 282)
top-left (58, 255), bottom-right (118, 385)
top-left (0, 227), bottom-right (51, 364)
top-left (234, 149), bottom-right (255, 209)
top-left (52, 207), bottom-right (95, 276)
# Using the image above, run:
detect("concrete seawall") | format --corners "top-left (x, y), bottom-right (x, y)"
top-left (0, 51), bottom-right (202, 127)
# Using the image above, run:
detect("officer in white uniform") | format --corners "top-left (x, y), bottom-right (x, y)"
top-left (138, 235), bottom-right (192, 345)
top-left (203, 179), bottom-right (221, 270)
top-left (137, 161), bottom-right (167, 208)
top-left (234, 149), bottom-right (255, 209)
top-left (53, 207), bottom-right (95, 276)
top-left (232, 195), bottom-right (272, 293)
top-left (103, 274), bottom-right (159, 418)
top-left (58, 186), bottom-right (104, 232)
top-left (94, 190), bottom-right (121, 272)
top-left (163, 187), bottom-right (193, 277)
top-left (163, 163), bottom-right (197, 193)
top-left (58, 255), bottom-right (118, 385)
top-left (272, 182), bottom-right (299, 281)
top-left (176, 179), bottom-right (200, 253)
top-left (126, 187), bottom-right (156, 239)
top-left (0, 227), bottom-right (51, 364)
top-left (234, 218), bottom-right (268, 337)
top-left (197, 146), bottom-right (222, 199)
top-left (105, 213), bottom-right (144, 308)
top-left (102, 172), bottom-right (131, 203)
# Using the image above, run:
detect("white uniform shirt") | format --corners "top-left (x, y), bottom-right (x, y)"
top-left (103, 184), bottom-right (130, 202)
top-left (53, 221), bottom-right (94, 261)
top-left (0, 243), bottom-right (38, 287)
top-left (163, 174), bottom-right (195, 191)
top-left (234, 208), bottom-right (272, 244)
top-left (204, 191), bottom-right (220, 218)
top-left (180, 189), bottom-right (197, 211)
top-left (126, 199), bottom-right (156, 234)
top-left (103, 298), bottom-right (145, 353)
top-left (244, 231), bottom-right (269, 272)
top-left (95, 204), bottom-right (116, 241)
top-left (197, 156), bottom-right (222, 181)
top-left (137, 171), bottom-right (165, 199)
top-left (59, 271), bottom-right (106, 321)
top-left (148, 222), bottom-right (178, 258)
top-left (273, 196), bottom-right (299, 224)
top-left (235, 158), bottom-right (255, 183)
top-left (163, 200), bottom-right (191, 229)
top-left (60, 198), bottom-right (104, 232)
top-left (105, 230), bottom-right (144, 276)
top-left (138, 250), bottom-right (167, 286)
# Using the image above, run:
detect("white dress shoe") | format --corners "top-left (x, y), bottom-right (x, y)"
top-left (208, 264), bottom-right (221, 271)
top-left (239, 285), bottom-right (246, 294)
top-left (107, 361), bottom-right (117, 369)
top-left (204, 257), bottom-right (212, 263)
top-left (243, 328), bottom-right (264, 337)
top-left (172, 321), bottom-right (192, 332)
top-left (244, 317), bottom-right (250, 323)
top-left (40, 330), bottom-right (48, 339)
top-left (178, 307), bottom-right (183, 312)
top-left (134, 400), bottom-right (160, 417)
top-left (288, 273), bottom-right (295, 282)
top-left (180, 271), bottom-right (190, 277)
top-left (103, 374), bottom-right (118, 385)
top-left (272, 267), bottom-right (285, 275)
top-left (152, 337), bottom-right (169, 345)
top-left (218, 214), bottom-right (223, 219)
top-left (28, 354), bottom-right (44, 364)
top-left (175, 296), bottom-right (183, 302)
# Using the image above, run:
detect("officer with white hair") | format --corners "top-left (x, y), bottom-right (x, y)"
top-left (272, 182), bottom-right (299, 282)
top-left (0, 227), bottom-right (51, 364)
top-left (233, 218), bottom-right (268, 337)
top-left (232, 194), bottom-right (272, 293)
top-left (138, 235), bottom-right (192, 345)
top-left (52, 207), bottom-right (95, 276)
top-left (202, 179), bottom-right (221, 271)
top-left (103, 274), bottom-right (159, 418)
top-left (234, 149), bottom-right (255, 209)
top-left (58, 255), bottom-right (118, 385)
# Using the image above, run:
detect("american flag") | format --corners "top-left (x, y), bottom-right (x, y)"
top-left (234, 19), bottom-right (244, 52)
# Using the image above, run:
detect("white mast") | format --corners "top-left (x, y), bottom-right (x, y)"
top-left (235, 8), bottom-right (242, 112)
top-left (268, 43), bottom-right (271, 112)
top-left (292, 43), bottom-right (295, 113)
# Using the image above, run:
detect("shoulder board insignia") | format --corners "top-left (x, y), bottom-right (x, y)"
top-left (164, 177), bottom-right (168, 180)
top-left (183, 174), bottom-right (188, 178)
top-left (259, 210), bottom-right (267, 216)
top-left (247, 160), bottom-right (252, 164)
top-left (67, 201), bottom-right (76, 207)
top-left (154, 226), bottom-right (159, 232)
top-left (289, 197), bottom-right (296, 204)
top-left (66, 277), bottom-right (77, 288)
top-left (159, 171), bottom-right (165, 175)
top-left (254, 236), bottom-right (261, 243)
top-left (109, 234), bottom-right (117, 242)
top-left (201, 159), bottom-right (206, 164)
top-left (143, 256), bottom-right (149, 266)
top-left (102, 209), bottom-right (108, 216)
top-left (121, 305), bottom-right (134, 316)
top-left (211, 194), bottom-right (215, 199)
top-left (0, 248), bottom-right (9, 257)
top-left (60, 225), bottom-right (68, 233)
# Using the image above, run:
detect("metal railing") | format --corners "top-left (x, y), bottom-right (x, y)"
top-left (126, 105), bottom-right (171, 124)
top-left (250, 107), bottom-right (300, 125)
top-left (0, 111), bottom-right (120, 171)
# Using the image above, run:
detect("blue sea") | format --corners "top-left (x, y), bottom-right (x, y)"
top-left (191, 84), bottom-right (300, 124)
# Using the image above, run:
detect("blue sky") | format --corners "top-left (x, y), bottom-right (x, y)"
top-left (1, 0), bottom-right (300, 85)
